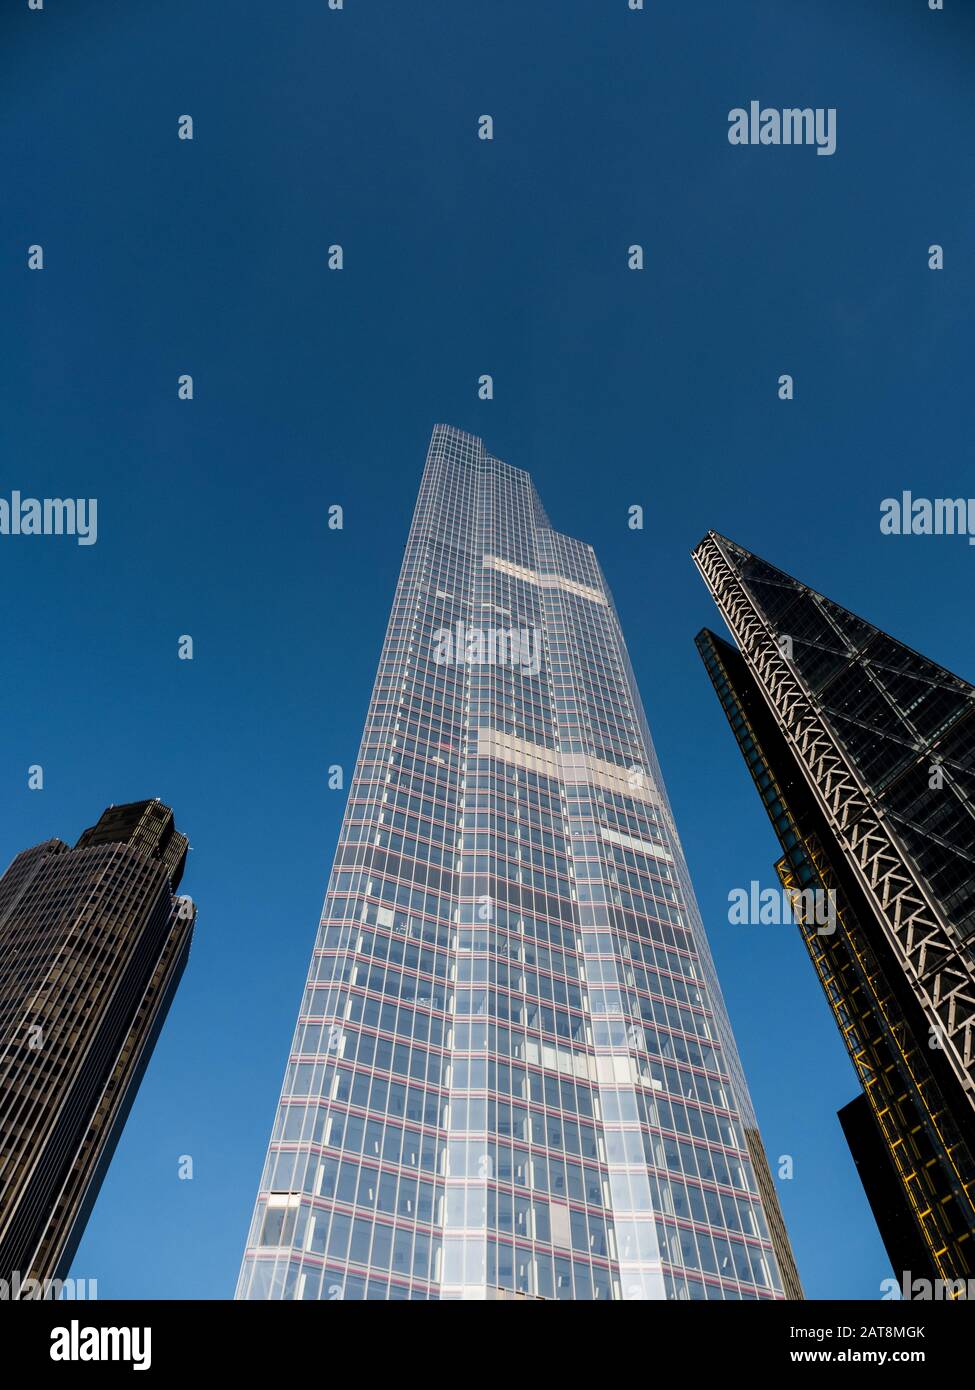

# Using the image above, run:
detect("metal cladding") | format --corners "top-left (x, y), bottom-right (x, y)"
top-left (695, 530), bottom-right (975, 1288)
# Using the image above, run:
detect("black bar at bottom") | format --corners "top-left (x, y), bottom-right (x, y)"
top-left (3, 1296), bottom-right (969, 1376)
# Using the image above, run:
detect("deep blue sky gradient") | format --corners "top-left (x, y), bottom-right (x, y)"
top-left (3, 0), bottom-right (974, 1299)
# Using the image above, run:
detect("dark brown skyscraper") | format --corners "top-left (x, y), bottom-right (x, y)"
top-left (0, 800), bottom-right (194, 1292)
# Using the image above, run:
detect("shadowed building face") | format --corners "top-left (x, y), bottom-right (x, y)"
top-left (0, 799), bottom-right (195, 1291)
top-left (694, 531), bottom-right (975, 1290)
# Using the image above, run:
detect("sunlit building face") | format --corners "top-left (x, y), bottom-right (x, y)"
top-left (237, 427), bottom-right (799, 1301)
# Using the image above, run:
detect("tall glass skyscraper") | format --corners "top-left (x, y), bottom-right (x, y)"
top-left (694, 531), bottom-right (975, 1291)
top-left (237, 427), bottom-right (800, 1301)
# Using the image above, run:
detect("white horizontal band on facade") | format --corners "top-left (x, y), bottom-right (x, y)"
top-left (475, 730), bottom-right (660, 807)
top-left (600, 826), bottom-right (673, 865)
top-left (482, 554), bottom-right (608, 607)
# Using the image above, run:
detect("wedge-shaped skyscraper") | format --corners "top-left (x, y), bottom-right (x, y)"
top-left (0, 799), bottom-right (194, 1291)
top-left (694, 532), bottom-right (975, 1289)
top-left (237, 427), bottom-right (799, 1301)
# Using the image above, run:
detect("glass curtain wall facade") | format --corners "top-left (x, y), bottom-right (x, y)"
top-left (694, 531), bottom-right (975, 1288)
top-left (237, 427), bottom-right (800, 1301)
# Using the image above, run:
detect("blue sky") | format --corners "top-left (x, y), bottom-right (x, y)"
top-left (3, 0), bottom-right (973, 1299)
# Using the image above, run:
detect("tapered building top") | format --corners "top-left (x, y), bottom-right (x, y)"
top-left (75, 799), bottom-right (190, 890)
top-left (694, 531), bottom-right (975, 950)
